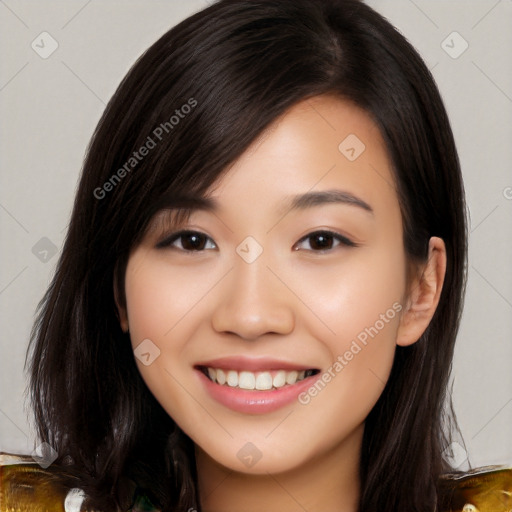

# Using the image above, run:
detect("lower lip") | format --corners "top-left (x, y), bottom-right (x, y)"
top-left (196, 369), bottom-right (320, 414)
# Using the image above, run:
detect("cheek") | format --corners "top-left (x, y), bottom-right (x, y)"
top-left (124, 252), bottom-right (216, 345)
top-left (285, 242), bottom-right (406, 349)
top-left (286, 242), bottom-right (406, 422)
top-left (122, 251), bottom-right (224, 427)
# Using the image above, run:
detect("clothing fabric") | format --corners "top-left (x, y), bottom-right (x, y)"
top-left (1, 452), bottom-right (511, 511)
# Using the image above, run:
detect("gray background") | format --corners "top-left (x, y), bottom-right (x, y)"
top-left (1, 0), bottom-right (511, 469)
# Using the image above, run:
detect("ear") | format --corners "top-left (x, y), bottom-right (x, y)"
top-left (396, 237), bottom-right (446, 347)
top-left (113, 276), bottom-right (129, 333)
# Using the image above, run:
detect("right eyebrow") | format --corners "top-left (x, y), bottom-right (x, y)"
top-left (144, 195), bottom-right (219, 234)
top-left (156, 195), bottom-right (219, 212)
top-left (282, 189), bottom-right (374, 216)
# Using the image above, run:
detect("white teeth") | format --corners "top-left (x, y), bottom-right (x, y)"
top-left (285, 370), bottom-right (298, 385)
top-left (238, 371), bottom-right (255, 390)
top-left (205, 367), bottom-right (313, 390)
top-left (272, 370), bottom-right (286, 388)
top-left (226, 370), bottom-right (238, 387)
top-left (255, 372), bottom-right (273, 390)
top-left (216, 369), bottom-right (226, 385)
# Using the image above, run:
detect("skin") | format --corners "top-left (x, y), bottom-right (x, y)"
top-left (117, 95), bottom-right (446, 512)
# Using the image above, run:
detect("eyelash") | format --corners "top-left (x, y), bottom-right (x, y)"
top-left (156, 229), bottom-right (357, 252)
top-left (294, 231), bottom-right (357, 251)
top-left (156, 230), bottom-right (217, 251)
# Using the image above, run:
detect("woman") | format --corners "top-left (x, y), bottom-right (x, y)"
top-left (1, 0), bottom-right (510, 511)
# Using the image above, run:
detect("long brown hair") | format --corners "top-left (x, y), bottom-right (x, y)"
top-left (26, 1), bottom-right (467, 510)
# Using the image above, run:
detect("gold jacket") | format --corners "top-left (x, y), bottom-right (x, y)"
top-left (1, 453), bottom-right (511, 511)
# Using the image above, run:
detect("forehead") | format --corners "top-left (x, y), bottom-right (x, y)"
top-left (207, 95), bottom-right (400, 221)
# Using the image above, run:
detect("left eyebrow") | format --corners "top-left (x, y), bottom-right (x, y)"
top-left (283, 189), bottom-right (374, 215)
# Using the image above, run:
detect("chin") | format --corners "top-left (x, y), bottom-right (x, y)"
top-left (195, 434), bottom-right (313, 475)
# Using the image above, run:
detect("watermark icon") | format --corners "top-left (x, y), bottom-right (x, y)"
top-left (441, 31), bottom-right (469, 59)
top-left (31, 32), bottom-right (59, 59)
top-left (31, 442), bottom-right (58, 468)
top-left (298, 302), bottom-right (402, 405)
top-left (503, 186), bottom-right (512, 200)
top-left (134, 338), bottom-right (161, 366)
top-left (32, 237), bottom-right (58, 263)
top-left (236, 236), bottom-right (263, 263)
top-left (338, 134), bottom-right (366, 161)
top-left (93, 97), bottom-right (198, 200)
top-left (236, 442), bottom-right (262, 468)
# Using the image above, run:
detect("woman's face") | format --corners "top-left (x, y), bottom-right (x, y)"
top-left (121, 95), bottom-right (408, 474)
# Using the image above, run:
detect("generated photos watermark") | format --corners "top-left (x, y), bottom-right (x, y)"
top-left (93, 97), bottom-right (198, 200)
top-left (298, 301), bottom-right (403, 405)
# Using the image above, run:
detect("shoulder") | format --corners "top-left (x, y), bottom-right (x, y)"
top-left (439, 465), bottom-right (512, 512)
top-left (0, 452), bottom-right (159, 512)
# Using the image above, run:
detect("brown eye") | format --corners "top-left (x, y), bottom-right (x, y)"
top-left (309, 233), bottom-right (335, 250)
top-left (294, 230), bottom-right (356, 252)
top-left (181, 232), bottom-right (208, 250)
top-left (156, 230), bottom-right (217, 251)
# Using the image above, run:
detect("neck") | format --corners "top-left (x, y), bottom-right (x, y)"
top-left (195, 425), bottom-right (363, 512)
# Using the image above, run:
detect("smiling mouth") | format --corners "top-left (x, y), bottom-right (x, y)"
top-left (198, 366), bottom-right (320, 391)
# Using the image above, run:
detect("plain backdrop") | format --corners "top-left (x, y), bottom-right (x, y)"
top-left (1, 0), bottom-right (511, 469)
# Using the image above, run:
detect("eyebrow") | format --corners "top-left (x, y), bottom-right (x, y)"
top-left (149, 196), bottom-right (218, 227)
top-left (283, 189), bottom-right (374, 215)
top-left (159, 196), bottom-right (218, 212)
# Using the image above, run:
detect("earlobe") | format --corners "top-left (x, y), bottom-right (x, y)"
top-left (396, 237), bottom-right (447, 347)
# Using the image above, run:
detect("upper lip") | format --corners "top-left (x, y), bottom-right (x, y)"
top-left (195, 356), bottom-right (318, 372)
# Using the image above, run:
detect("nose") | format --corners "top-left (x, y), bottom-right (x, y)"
top-left (211, 256), bottom-right (295, 341)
